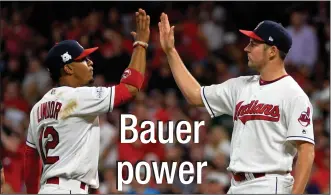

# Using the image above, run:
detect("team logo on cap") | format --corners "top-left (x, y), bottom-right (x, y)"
top-left (61, 52), bottom-right (72, 63)
top-left (298, 107), bottom-right (311, 127)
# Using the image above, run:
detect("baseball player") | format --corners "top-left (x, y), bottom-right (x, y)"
top-left (23, 8), bottom-right (150, 194)
top-left (158, 13), bottom-right (315, 194)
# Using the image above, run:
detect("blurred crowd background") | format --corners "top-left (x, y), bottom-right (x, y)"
top-left (0, 1), bottom-right (330, 194)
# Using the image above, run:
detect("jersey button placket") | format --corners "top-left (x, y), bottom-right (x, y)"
top-left (237, 92), bottom-right (257, 163)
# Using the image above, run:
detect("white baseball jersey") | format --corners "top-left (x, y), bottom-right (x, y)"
top-left (201, 75), bottom-right (314, 173)
top-left (26, 86), bottom-right (115, 188)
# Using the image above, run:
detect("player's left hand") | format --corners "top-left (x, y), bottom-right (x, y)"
top-left (131, 8), bottom-right (150, 43)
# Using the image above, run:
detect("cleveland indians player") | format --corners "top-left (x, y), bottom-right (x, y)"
top-left (159, 14), bottom-right (315, 194)
top-left (23, 8), bottom-right (150, 194)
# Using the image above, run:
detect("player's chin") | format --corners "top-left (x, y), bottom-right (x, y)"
top-left (247, 61), bottom-right (254, 67)
top-left (85, 78), bottom-right (94, 86)
top-left (248, 62), bottom-right (258, 70)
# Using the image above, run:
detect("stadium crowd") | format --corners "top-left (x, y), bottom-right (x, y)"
top-left (0, 1), bottom-right (329, 194)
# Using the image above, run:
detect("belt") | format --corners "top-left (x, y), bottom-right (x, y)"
top-left (46, 177), bottom-right (87, 190)
top-left (232, 171), bottom-right (290, 182)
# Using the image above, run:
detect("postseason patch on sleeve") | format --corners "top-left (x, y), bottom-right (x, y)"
top-left (92, 87), bottom-right (105, 99)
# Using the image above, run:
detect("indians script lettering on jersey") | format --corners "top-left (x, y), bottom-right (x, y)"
top-left (234, 100), bottom-right (280, 124)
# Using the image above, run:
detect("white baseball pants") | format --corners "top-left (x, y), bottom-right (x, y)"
top-left (227, 173), bottom-right (294, 194)
top-left (38, 178), bottom-right (89, 194)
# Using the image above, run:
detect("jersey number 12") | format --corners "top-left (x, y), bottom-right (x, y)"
top-left (39, 126), bottom-right (60, 164)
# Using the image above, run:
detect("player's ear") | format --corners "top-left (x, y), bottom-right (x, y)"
top-left (269, 46), bottom-right (277, 60)
top-left (63, 64), bottom-right (74, 75)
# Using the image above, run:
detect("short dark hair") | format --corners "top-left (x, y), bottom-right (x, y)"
top-left (48, 66), bottom-right (64, 83)
top-left (264, 44), bottom-right (287, 61)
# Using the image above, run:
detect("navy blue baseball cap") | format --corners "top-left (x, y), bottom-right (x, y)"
top-left (239, 20), bottom-right (292, 54)
top-left (45, 40), bottom-right (98, 71)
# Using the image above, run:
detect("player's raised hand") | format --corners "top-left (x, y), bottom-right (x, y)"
top-left (131, 8), bottom-right (150, 43)
top-left (158, 13), bottom-right (175, 54)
